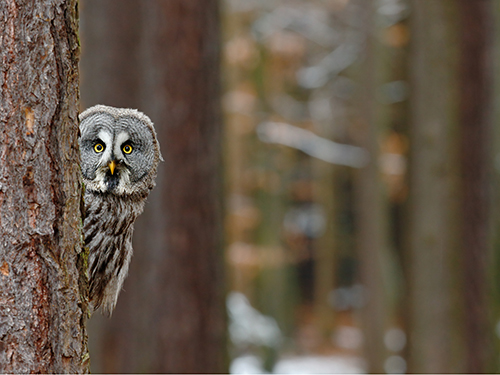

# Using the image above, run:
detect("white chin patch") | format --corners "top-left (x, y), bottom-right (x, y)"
top-left (87, 166), bottom-right (133, 195)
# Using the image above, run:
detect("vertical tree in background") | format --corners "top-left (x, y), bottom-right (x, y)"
top-left (493, 4), bottom-right (500, 368)
top-left (459, 0), bottom-right (494, 372)
top-left (139, 2), bottom-right (226, 371)
top-left (407, 1), bottom-right (495, 372)
top-left (80, 0), bottom-right (226, 373)
top-left (79, 0), bottom-right (141, 108)
top-left (0, 0), bottom-right (88, 373)
top-left (353, 2), bottom-right (390, 372)
top-left (407, 1), bottom-right (462, 372)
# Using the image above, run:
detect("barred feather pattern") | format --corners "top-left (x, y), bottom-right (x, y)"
top-left (79, 104), bottom-right (162, 316)
top-left (84, 191), bottom-right (146, 316)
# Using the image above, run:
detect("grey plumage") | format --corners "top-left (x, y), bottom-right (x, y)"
top-left (79, 105), bottom-right (162, 316)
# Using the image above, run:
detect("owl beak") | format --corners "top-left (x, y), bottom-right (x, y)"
top-left (108, 160), bottom-right (117, 175)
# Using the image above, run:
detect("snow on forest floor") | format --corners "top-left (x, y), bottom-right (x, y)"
top-left (230, 354), bottom-right (365, 374)
top-left (228, 292), bottom-right (367, 374)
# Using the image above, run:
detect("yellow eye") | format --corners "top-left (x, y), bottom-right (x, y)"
top-left (122, 144), bottom-right (133, 154)
top-left (94, 143), bottom-right (104, 153)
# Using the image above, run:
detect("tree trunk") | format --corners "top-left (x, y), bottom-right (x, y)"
top-left (353, 2), bottom-right (391, 372)
top-left (139, 2), bottom-right (226, 372)
top-left (406, 1), bottom-right (462, 372)
top-left (79, 0), bottom-right (142, 109)
top-left (459, 1), bottom-right (494, 372)
top-left (0, 1), bottom-right (88, 373)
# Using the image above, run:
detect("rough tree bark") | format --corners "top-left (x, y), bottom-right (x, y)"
top-left (0, 0), bottom-right (88, 373)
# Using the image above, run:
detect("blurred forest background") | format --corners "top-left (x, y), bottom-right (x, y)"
top-left (79, 0), bottom-right (500, 373)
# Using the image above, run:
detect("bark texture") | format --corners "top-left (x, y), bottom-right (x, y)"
top-left (0, 0), bottom-right (88, 373)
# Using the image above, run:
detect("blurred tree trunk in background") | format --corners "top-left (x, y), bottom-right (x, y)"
top-left (459, 1), bottom-right (494, 372)
top-left (0, 0), bottom-right (88, 373)
top-left (406, 1), bottom-right (462, 372)
top-left (493, 4), bottom-right (500, 370)
top-left (353, 2), bottom-right (390, 372)
top-left (81, 0), bottom-right (226, 373)
top-left (407, 1), bottom-right (495, 373)
top-left (139, 1), bottom-right (226, 372)
top-left (80, 0), bottom-right (141, 108)
top-left (313, 161), bottom-right (336, 344)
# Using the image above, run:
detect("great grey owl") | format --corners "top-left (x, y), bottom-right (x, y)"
top-left (79, 104), bottom-right (162, 316)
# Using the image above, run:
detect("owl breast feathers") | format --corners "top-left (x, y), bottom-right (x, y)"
top-left (79, 104), bottom-right (162, 316)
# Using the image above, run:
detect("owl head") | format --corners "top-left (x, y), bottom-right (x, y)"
top-left (79, 105), bottom-right (162, 198)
